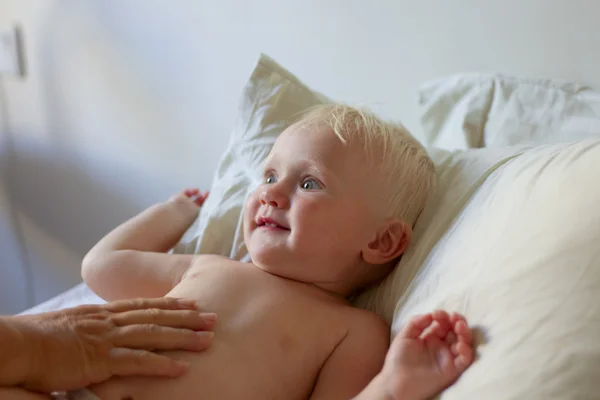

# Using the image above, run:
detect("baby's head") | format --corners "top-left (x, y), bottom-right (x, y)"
top-left (243, 104), bottom-right (436, 296)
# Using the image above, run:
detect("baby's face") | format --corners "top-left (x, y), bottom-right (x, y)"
top-left (243, 121), bottom-right (379, 292)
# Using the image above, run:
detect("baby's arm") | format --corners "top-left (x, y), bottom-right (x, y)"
top-left (82, 189), bottom-right (208, 301)
top-left (309, 312), bottom-right (390, 400)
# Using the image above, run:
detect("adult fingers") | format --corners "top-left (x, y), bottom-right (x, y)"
top-left (111, 309), bottom-right (216, 331)
top-left (104, 297), bottom-right (198, 313)
top-left (109, 348), bottom-right (190, 378)
top-left (111, 325), bottom-right (214, 351)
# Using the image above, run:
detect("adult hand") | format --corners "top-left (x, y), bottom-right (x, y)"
top-left (8, 297), bottom-right (215, 393)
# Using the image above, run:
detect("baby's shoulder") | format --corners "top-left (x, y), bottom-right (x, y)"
top-left (343, 307), bottom-right (390, 340)
top-left (190, 253), bottom-right (231, 266)
top-left (324, 306), bottom-right (390, 359)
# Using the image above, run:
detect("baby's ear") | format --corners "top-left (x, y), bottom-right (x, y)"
top-left (362, 219), bottom-right (412, 265)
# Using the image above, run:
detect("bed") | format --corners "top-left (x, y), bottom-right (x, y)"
top-left (19, 281), bottom-right (104, 315)
top-left (20, 54), bottom-right (600, 399)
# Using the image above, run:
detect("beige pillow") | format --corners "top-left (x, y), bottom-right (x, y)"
top-left (393, 139), bottom-right (600, 399)
top-left (353, 145), bottom-right (528, 320)
top-left (419, 73), bottom-right (600, 149)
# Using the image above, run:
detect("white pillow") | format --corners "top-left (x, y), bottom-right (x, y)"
top-left (174, 53), bottom-right (330, 260)
top-left (394, 139), bottom-right (600, 399)
top-left (419, 73), bottom-right (600, 149)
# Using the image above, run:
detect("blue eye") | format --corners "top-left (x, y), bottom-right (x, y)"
top-left (265, 173), bottom-right (277, 184)
top-left (301, 178), bottom-right (321, 190)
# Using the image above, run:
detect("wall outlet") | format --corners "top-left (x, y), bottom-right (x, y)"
top-left (0, 25), bottom-right (24, 77)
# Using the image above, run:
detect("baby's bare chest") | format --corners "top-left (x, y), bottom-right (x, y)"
top-left (167, 261), bottom-right (349, 391)
top-left (91, 261), bottom-right (355, 400)
top-left (174, 261), bottom-right (337, 317)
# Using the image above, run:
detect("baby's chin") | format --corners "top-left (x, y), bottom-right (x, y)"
top-left (247, 247), bottom-right (286, 271)
top-left (247, 246), bottom-right (304, 279)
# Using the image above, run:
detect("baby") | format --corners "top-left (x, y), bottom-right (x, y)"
top-left (76, 104), bottom-right (473, 400)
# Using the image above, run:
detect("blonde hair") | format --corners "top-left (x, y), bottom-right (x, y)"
top-left (299, 104), bottom-right (436, 226)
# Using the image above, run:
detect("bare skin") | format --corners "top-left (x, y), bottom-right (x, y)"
top-left (88, 256), bottom-right (388, 400)
top-left (357, 311), bottom-right (474, 400)
top-left (74, 121), bottom-right (474, 399)
top-left (87, 268), bottom-right (472, 400)
top-left (0, 297), bottom-right (216, 399)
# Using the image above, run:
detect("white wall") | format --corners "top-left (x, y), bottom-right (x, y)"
top-left (0, 156), bottom-right (29, 313)
top-left (1, 0), bottom-right (600, 313)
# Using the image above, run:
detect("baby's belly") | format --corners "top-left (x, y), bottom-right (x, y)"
top-left (89, 336), bottom-right (315, 400)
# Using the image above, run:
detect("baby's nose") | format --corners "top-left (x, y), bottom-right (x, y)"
top-left (259, 187), bottom-right (289, 209)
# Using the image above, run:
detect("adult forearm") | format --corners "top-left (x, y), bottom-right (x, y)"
top-left (0, 387), bottom-right (48, 399)
top-left (86, 198), bottom-right (199, 256)
top-left (0, 316), bottom-right (32, 387)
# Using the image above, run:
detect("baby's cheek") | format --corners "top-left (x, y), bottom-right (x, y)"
top-left (245, 191), bottom-right (260, 211)
top-left (306, 201), bottom-right (347, 232)
top-left (300, 197), bottom-right (327, 213)
top-left (243, 195), bottom-right (259, 228)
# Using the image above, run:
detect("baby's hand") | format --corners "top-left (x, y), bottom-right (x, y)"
top-left (169, 188), bottom-right (209, 208)
top-left (381, 311), bottom-right (474, 400)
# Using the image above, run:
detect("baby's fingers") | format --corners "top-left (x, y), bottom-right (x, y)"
top-left (450, 320), bottom-right (473, 356)
top-left (421, 310), bottom-right (451, 340)
top-left (184, 188), bottom-right (200, 197)
top-left (444, 331), bottom-right (457, 346)
top-left (400, 314), bottom-right (434, 339)
top-left (455, 320), bottom-right (473, 345)
top-left (185, 189), bottom-right (208, 206)
top-left (453, 341), bottom-right (474, 372)
top-left (450, 312), bottom-right (466, 325)
top-left (195, 191), bottom-right (209, 206)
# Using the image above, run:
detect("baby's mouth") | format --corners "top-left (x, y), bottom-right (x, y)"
top-left (257, 216), bottom-right (290, 231)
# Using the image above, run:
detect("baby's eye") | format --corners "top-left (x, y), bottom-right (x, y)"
top-left (301, 178), bottom-right (321, 190)
top-left (264, 173), bottom-right (277, 184)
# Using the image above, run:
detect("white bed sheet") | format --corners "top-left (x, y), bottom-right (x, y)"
top-left (20, 283), bottom-right (105, 315)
